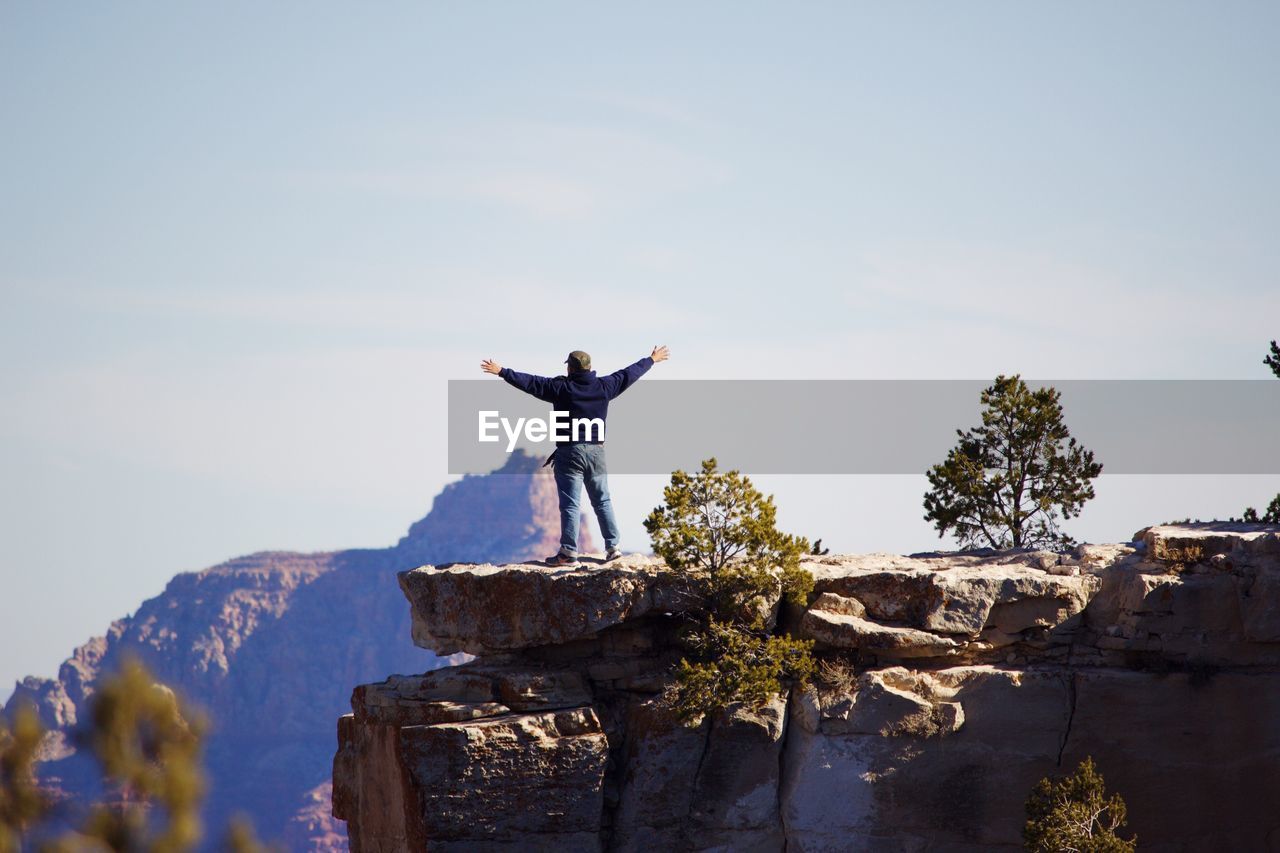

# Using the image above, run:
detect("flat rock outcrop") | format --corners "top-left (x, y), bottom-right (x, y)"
top-left (335, 523), bottom-right (1280, 851)
top-left (399, 555), bottom-right (683, 656)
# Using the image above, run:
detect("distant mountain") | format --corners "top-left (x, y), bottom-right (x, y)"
top-left (4, 449), bottom-right (592, 850)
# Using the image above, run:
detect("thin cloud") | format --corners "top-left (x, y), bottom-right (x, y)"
top-left (565, 89), bottom-right (727, 133)
top-left (467, 171), bottom-right (599, 219)
top-left (848, 241), bottom-right (1280, 353)
top-left (282, 117), bottom-right (733, 221)
top-left (50, 275), bottom-right (699, 335)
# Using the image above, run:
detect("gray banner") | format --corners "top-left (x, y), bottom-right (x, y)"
top-left (448, 380), bottom-right (1280, 475)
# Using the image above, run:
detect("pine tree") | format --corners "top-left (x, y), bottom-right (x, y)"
top-left (645, 458), bottom-right (815, 721)
top-left (1024, 756), bottom-right (1136, 852)
top-left (924, 375), bottom-right (1102, 550)
top-left (1242, 340), bottom-right (1280, 523)
top-left (1242, 494), bottom-right (1280, 524)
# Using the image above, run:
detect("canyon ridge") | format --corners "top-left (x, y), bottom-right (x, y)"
top-left (336, 522), bottom-right (1280, 852)
top-left (5, 450), bottom-right (590, 850)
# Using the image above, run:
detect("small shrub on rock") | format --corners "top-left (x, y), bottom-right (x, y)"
top-left (1242, 495), bottom-right (1280, 525)
top-left (815, 657), bottom-right (858, 697)
top-left (667, 619), bottom-right (815, 718)
top-left (645, 458), bottom-right (815, 722)
top-left (1024, 756), bottom-right (1136, 852)
top-left (1240, 340), bottom-right (1280, 524)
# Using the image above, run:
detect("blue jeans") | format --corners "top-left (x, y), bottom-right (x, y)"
top-left (552, 443), bottom-right (620, 555)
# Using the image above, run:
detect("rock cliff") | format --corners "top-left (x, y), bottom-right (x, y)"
top-left (5, 450), bottom-right (590, 850)
top-left (334, 523), bottom-right (1280, 852)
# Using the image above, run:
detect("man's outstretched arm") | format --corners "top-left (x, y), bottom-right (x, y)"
top-left (602, 345), bottom-right (669, 399)
top-left (480, 358), bottom-right (557, 402)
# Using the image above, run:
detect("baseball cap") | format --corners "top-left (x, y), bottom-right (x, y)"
top-left (565, 350), bottom-right (592, 371)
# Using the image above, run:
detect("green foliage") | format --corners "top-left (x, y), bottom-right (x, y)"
top-left (0, 655), bottom-right (274, 853)
top-left (645, 458), bottom-right (813, 622)
top-left (1, 704), bottom-right (48, 853)
top-left (72, 656), bottom-right (206, 852)
top-left (1242, 341), bottom-right (1280, 523)
top-left (223, 815), bottom-right (276, 853)
top-left (645, 458), bottom-right (816, 721)
top-left (1242, 495), bottom-right (1280, 525)
top-left (924, 375), bottom-right (1103, 550)
top-left (1024, 756), bottom-right (1136, 852)
top-left (667, 619), bottom-right (816, 720)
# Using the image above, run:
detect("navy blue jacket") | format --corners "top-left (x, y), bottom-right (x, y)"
top-left (499, 357), bottom-right (654, 444)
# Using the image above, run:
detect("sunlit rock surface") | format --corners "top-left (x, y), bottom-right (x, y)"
top-left (335, 522), bottom-right (1280, 851)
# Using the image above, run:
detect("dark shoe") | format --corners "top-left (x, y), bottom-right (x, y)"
top-left (546, 551), bottom-right (578, 567)
top-left (604, 547), bottom-right (623, 562)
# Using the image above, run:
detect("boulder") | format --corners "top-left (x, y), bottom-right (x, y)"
top-left (1143, 522), bottom-right (1280, 563)
top-left (803, 553), bottom-right (1097, 637)
top-left (818, 669), bottom-right (965, 737)
top-left (799, 608), bottom-right (963, 659)
top-left (398, 557), bottom-right (691, 655)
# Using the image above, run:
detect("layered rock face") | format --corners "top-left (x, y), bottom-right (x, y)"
top-left (5, 450), bottom-right (588, 851)
top-left (334, 523), bottom-right (1280, 852)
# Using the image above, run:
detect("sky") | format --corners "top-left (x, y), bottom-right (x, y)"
top-left (3, 2), bottom-right (1279, 700)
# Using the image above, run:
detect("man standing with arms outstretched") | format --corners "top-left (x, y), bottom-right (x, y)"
top-left (481, 346), bottom-right (670, 566)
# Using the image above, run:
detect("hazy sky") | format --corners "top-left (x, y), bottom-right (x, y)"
top-left (3, 2), bottom-right (1279, 699)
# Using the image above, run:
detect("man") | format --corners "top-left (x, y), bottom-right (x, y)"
top-left (481, 345), bottom-right (670, 566)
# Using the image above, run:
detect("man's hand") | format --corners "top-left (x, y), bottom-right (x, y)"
top-left (481, 359), bottom-right (503, 375)
top-left (651, 345), bottom-right (670, 363)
